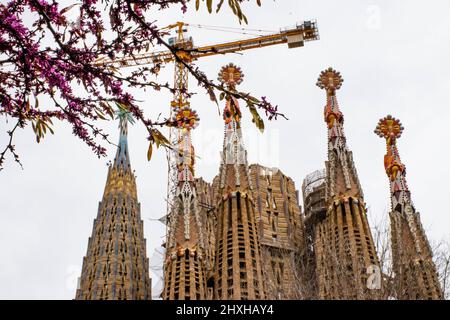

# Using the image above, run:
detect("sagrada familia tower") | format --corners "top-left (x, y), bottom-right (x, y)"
top-left (75, 112), bottom-right (152, 300)
top-left (75, 66), bottom-right (443, 300)
top-left (305, 68), bottom-right (381, 299)
top-left (375, 115), bottom-right (443, 299)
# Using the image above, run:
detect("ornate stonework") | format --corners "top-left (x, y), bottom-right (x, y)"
top-left (312, 68), bottom-right (381, 299)
top-left (163, 105), bottom-right (209, 300)
top-left (249, 165), bottom-right (304, 299)
top-left (75, 115), bottom-right (152, 300)
top-left (87, 67), bottom-right (445, 301)
top-left (375, 115), bottom-right (443, 300)
top-left (302, 169), bottom-right (327, 298)
top-left (211, 64), bottom-right (266, 300)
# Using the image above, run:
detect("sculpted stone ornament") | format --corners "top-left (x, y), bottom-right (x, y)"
top-left (316, 67), bottom-right (343, 95)
top-left (173, 105), bottom-right (200, 130)
top-left (213, 63), bottom-right (266, 300)
top-left (375, 115), bottom-right (443, 299)
top-left (218, 63), bottom-right (244, 90)
top-left (311, 68), bottom-right (381, 300)
top-left (375, 116), bottom-right (406, 181)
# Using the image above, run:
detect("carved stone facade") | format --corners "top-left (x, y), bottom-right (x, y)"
top-left (311, 68), bottom-right (381, 300)
top-left (163, 105), bottom-right (209, 300)
top-left (212, 98), bottom-right (266, 299)
top-left (76, 66), bottom-right (443, 301)
top-left (302, 169), bottom-right (327, 298)
top-left (249, 165), bottom-right (304, 300)
top-left (375, 115), bottom-right (443, 300)
top-left (76, 116), bottom-right (152, 300)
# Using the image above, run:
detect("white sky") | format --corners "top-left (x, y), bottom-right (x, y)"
top-left (1, 0), bottom-right (449, 299)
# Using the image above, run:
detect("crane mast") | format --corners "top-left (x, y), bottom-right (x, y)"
top-left (94, 20), bottom-right (319, 236)
top-left (166, 23), bottom-right (193, 227)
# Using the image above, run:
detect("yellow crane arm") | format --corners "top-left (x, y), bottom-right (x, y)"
top-left (193, 21), bottom-right (319, 58)
top-left (94, 21), bottom-right (319, 68)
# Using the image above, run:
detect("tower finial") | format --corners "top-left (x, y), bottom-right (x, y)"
top-left (375, 116), bottom-right (444, 299)
top-left (317, 68), bottom-right (344, 130)
top-left (113, 108), bottom-right (135, 171)
top-left (374, 114), bottom-right (404, 145)
top-left (218, 63), bottom-right (244, 126)
top-left (76, 107), bottom-right (152, 300)
top-left (312, 68), bottom-right (381, 299)
top-left (375, 115), bottom-right (413, 216)
top-left (173, 105), bottom-right (200, 131)
top-left (316, 67), bottom-right (343, 96)
top-left (214, 63), bottom-right (266, 300)
top-left (375, 115), bottom-right (406, 182)
top-left (218, 63), bottom-right (244, 91)
top-left (172, 104), bottom-right (199, 181)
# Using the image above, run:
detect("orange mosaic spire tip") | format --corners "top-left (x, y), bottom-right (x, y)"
top-left (218, 63), bottom-right (244, 90)
top-left (316, 67), bottom-right (344, 95)
top-left (374, 115), bottom-right (405, 181)
top-left (218, 63), bottom-right (244, 126)
top-left (173, 105), bottom-right (200, 131)
top-left (375, 116), bottom-right (444, 300)
top-left (316, 68), bottom-right (344, 129)
top-left (374, 115), bottom-right (404, 144)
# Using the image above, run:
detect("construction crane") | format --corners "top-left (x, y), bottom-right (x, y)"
top-left (94, 20), bottom-right (319, 231)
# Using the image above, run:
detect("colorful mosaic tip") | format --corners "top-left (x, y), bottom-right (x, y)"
top-left (173, 105), bottom-right (200, 130)
top-left (316, 67), bottom-right (343, 92)
top-left (218, 63), bottom-right (244, 87)
top-left (374, 115), bottom-right (404, 140)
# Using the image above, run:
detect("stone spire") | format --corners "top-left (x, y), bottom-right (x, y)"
top-left (375, 115), bottom-right (443, 300)
top-left (213, 63), bottom-right (266, 300)
top-left (112, 110), bottom-right (131, 172)
top-left (311, 68), bottom-right (381, 299)
top-left (316, 68), bottom-right (363, 199)
top-left (75, 112), bottom-right (152, 300)
top-left (163, 105), bottom-right (209, 300)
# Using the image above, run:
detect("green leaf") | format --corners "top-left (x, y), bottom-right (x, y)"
top-left (151, 129), bottom-right (170, 148)
top-left (249, 105), bottom-right (265, 133)
top-left (147, 142), bottom-right (153, 161)
top-left (100, 101), bottom-right (115, 119)
top-left (216, 0), bottom-right (225, 12)
top-left (195, 0), bottom-right (200, 10)
top-left (41, 121), bottom-right (47, 134)
top-left (60, 4), bottom-right (78, 15)
top-left (242, 13), bottom-right (248, 25)
top-left (228, 0), bottom-right (237, 15)
top-left (95, 108), bottom-right (107, 120)
top-left (116, 102), bottom-right (129, 112)
top-left (207, 0), bottom-right (213, 13)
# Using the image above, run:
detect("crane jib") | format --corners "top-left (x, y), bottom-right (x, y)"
top-left (94, 21), bottom-right (319, 68)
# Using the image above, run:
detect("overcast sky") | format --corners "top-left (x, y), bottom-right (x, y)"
top-left (1, 0), bottom-right (449, 299)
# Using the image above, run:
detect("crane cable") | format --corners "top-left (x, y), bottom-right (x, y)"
top-left (186, 23), bottom-right (276, 37)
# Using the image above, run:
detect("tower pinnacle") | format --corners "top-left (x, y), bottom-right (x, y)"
top-left (217, 63), bottom-right (249, 190)
top-left (113, 109), bottom-right (134, 172)
top-left (374, 115), bottom-right (412, 214)
top-left (311, 68), bottom-right (380, 299)
top-left (213, 63), bottom-right (266, 300)
top-left (163, 99), bottom-right (210, 300)
top-left (316, 67), bottom-right (343, 96)
top-left (76, 113), bottom-right (151, 300)
top-left (375, 116), bottom-right (443, 300)
top-left (316, 67), bottom-right (362, 199)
